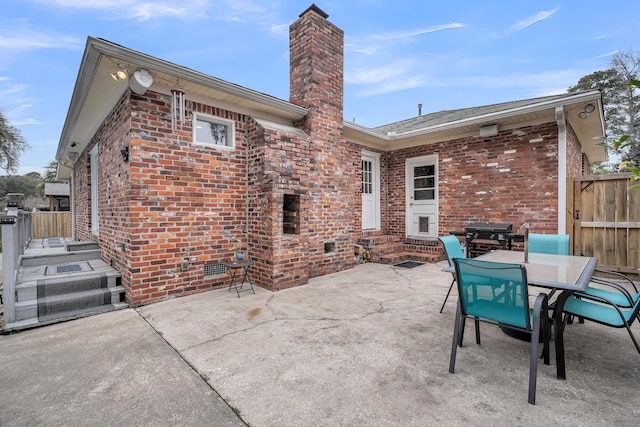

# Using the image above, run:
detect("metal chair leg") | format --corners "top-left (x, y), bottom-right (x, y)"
top-left (440, 278), bottom-right (456, 313)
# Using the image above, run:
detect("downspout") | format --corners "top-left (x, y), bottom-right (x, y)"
top-left (245, 126), bottom-right (250, 258)
top-left (555, 106), bottom-right (567, 234)
top-left (70, 172), bottom-right (76, 239)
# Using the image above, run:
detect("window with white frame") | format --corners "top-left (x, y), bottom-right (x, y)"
top-left (193, 112), bottom-right (235, 148)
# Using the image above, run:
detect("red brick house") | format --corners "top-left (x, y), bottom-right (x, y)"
top-left (55, 5), bottom-right (605, 307)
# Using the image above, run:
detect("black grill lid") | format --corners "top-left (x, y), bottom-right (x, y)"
top-left (465, 222), bottom-right (513, 233)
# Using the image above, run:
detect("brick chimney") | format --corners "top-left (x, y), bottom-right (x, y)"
top-left (289, 4), bottom-right (344, 140)
top-left (286, 4), bottom-right (355, 280)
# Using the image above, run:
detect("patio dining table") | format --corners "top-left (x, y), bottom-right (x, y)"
top-left (445, 250), bottom-right (598, 380)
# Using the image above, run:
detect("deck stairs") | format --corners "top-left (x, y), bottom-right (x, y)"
top-left (356, 234), bottom-right (445, 265)
top-left (5, 238), bottom-right (126, 332)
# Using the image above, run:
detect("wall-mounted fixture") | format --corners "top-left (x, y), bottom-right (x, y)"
top-left (171, 88), bottom-right (185, 131)
top-left (111, 64), bottom-right (128, 81)
top-left (181, 258), bottom-right (190, 271)
top-left (66, 152), bottom-right (79, 162)
top-left (578, 103), bottom-right (596, 119)
top-left (480, 124), bottom-right (499, 137)
top-left (129, 69), bottom-right (153, 95)
top-left (116, 243), bottom-right (125, 251)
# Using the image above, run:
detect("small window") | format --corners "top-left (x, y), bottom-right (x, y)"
top-left (193, 113), bottom-right (235, 148)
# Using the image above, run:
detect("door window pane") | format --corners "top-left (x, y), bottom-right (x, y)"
top-left (362, 160), bottom-right (373, 194)
top-left (414, 165), bottom-right (435, 200)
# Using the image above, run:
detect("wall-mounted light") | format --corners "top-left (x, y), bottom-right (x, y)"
top-left (66, 152), bottom-right (79, 162)
top-left (129, 69), bottom-right (153, 94)
top-left (579, 103), bottom-right (596, 119)
top-left (480, 124), bottom-right (499, 137)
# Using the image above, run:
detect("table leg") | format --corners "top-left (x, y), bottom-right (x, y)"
top-left (239, 267), bottom-right (255, 295)
top-left (228, 269), bottom-right (241, 297)
top-left (553, 290), bottom-right (572, 380)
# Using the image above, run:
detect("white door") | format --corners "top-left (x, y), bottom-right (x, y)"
top-left (362, 152), bottom-right (380, 230)
top-left (406, 155), bottom-right (438, 238)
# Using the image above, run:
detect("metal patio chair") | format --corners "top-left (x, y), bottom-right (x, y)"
top-left (438, 235), bottom-right (465, 313)
top-left (449, 258), bottom-right (550, 405)
top-left (562, 284), bottom-right (640, 355)
top-left (528, 233), bottom-right (570, 255)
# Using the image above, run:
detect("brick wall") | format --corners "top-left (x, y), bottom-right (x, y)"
top-left (74, 89), bottom-right (259, 306)
top-left (384, 123), bottom-right (563, 236)
top-left (566, 123), bottom-right (587, 177)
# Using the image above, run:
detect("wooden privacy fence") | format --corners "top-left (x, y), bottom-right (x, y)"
top-left (31, 212), bottom-right (72, 239)
top-left (568, 173), bottom-right (639, 276)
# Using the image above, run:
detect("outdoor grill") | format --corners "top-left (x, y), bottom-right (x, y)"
top-left (450, 222), bottom-right (523, 257)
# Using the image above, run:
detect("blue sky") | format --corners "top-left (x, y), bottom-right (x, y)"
top-left (1, 0), bottom-right (636, 175)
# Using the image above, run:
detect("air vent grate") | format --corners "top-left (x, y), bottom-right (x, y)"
top-left (204, 263), bottom-right (226, 276)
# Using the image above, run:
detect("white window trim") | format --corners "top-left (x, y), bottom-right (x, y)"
top-left (193, 112), bottom-right (235, 149)
top-left (90, 146), bottom-right (99, 235)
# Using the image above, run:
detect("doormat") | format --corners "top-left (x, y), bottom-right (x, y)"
top-left (394, 261), bottom-right (424, 268)
top-left (44, 262), bottom-right (95, 276)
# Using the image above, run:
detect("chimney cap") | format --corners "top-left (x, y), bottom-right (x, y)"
top-left (300, 3), bottom-right (329, 19)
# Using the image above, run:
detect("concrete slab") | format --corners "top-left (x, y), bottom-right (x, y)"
top-left (0, 309), bottom-right (243, 427)
top-left (1, 261), bottom-right (639, 426)
top-left (139, 262), bottom-right (640, 426)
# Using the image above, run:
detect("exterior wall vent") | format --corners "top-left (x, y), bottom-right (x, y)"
top-left (204, 263), bottom-right (226, 276)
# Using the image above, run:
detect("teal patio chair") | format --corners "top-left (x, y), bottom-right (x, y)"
top-left (528, 233), bottom-right (570, 255)
top-left (449, 258), bottom-right (550, 405)
top-left (528, 233), bottom-right (640, 321)
top-left (562, 284), bottom-right (640, 355)
top-left (438, 235), bottom-right (466, 313)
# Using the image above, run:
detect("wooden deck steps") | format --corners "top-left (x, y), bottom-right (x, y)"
top-left (356, 235), bottom-right (445, 265)
top-left (4, 238), bottom-right (126, 332)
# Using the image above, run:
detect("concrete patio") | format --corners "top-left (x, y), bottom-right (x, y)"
top-left (1, 261), bottom-right (638, 426)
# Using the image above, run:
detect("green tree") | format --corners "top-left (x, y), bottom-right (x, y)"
top-left (36, 160), bottom-right (60, 196)
top-left (568, 49), bottom-right (640, 173)
top-left (0, 174), bottom-right (41, 197)
top-left (0, 109), bottom-right (29, 173)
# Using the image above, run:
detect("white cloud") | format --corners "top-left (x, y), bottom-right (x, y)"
top-left (37, 0), bottom-right (269, 22)
top-left (356, 76), bottom-right (424, 96)
top-left (347, 23), bottom-right (465, 56)
top-left (131, 4), bottom-right (190, 21)
top-left (269, 24), bottom-right (288, 37)
top-left (346, 66), bottom-right (406, 85)
top-left (589, 50), bottom-right (618, 60)
top-left (13, 118), bottom-right (41, 126)
top-left (511, 8), bottom-right (559, 33)
top-left (370, 24), bottom-right (466, 42)
top-left (0, 29), bottom-right (81, 52)
top-left (1, 84), bottom-right (29, 95)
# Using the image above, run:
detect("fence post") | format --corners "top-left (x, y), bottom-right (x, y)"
top-left (1, 216), bottom-right (18, 324)
top-left (1, 210), bottom-right (32, 326)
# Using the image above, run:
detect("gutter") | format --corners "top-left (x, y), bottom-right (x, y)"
top-left (390, 91), bottom-right (602, 140)
top-left (57, 37), bottom-right (309, 163)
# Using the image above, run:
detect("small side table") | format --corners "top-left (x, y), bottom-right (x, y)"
top-left (223, 260), bottom-right (255, 297)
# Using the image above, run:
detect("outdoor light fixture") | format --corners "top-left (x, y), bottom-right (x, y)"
top-left (111, 64), bottom-right (128, 81)
top-left (129, 69), bottom-right (153, 94)
top-left (579, 103), bottom-right (596, 119)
